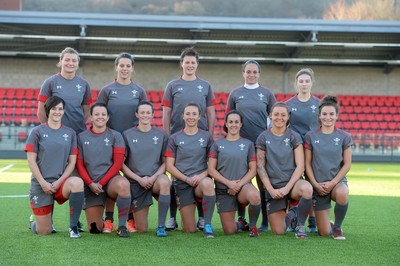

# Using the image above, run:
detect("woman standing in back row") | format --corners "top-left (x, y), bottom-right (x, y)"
top-left (285, 68), bottom-right (320, 233)
top-left (162, 47), bottom-right (216, 231)
top-left (97, 52), bottom-right (147, 234)
top-left (37, 47), bottom-right (91, 232)
top-left (226, 60), bottom-right (276, 232)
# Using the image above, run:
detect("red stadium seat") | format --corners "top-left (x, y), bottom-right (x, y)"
top-left (388, 107), bottom-right (398, 115)
top-left (17, 131), bottom-right (28, 142)
top-left (348, 114), bottom-right (358, 121)
top-left (365, 114), bottom-right (375, 122)
top-left (375, 114), bottom-right (384, 122)
top-left (388, 122), bottom-right (397, 131)
top-left (358, 114), bottom-right (366, 121)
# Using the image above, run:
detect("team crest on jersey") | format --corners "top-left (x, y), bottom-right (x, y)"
top-left (62, 134), bottom-right (69, 141)
top-left (284, 138), bottom-right (290, 146)
top-left (32, 195), bottom-right (39, 204)
top-left (153, 136), bottom-right (159, 144)
top-left (76, 84), bottom-right (82, 92)
top-left (197, 85), bottom-right (203, 92)
top-left (333, 137), bottom-right (341, 145)
top-left (104, 138), bottom-right (110, 146)
top-left (132, 89), bottom-right (137, 97)
top-left (258, 93), bottom-right (264, 101)
top-left (239, 143), bottom-right (245, 151)
top-left (198, 138), bottom-right (205, 146)
top-left (310, 105), bottom-right (317, 113)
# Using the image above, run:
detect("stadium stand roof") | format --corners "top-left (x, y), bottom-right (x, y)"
top-left (0, 11), bottom-right (399, 72)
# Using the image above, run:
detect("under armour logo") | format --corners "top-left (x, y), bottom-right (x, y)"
top-left (292, 107), bottom-right (297, 112)
top-left (56, 85), bottom-right (62, 89)
top-left (178, 87), bottom-right (183, 91)
top-left (179, 141), bottom-right (185, 145)
top-left (84, 141), bottom-right (90, 145)
top-left (43, 134), bottom-right (48, 138)
top-left (266, 140), bottom-right (271, 144)
top-left (239, 143), bottom-right (245, 150)
top-left (132, 139), bottom-right (138, 143)
top-left (104, 138), bottom-right (110, 146)
top-left (314, 140), bottom-right (320, 144)
top-left (219, 146), bottom-right (224, 149)
top-left (238, 96), bottom-right (244, 99)
top-left (111, 90), bottom-right (117, 95)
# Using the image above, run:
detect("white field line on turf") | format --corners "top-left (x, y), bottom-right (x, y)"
top-left (0, 195), bottom-right (29, 198)
top-left (0, 164), bottom-right (14, 173)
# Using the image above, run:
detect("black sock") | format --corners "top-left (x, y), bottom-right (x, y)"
top-left (105, 211), bottom-right (114, 222)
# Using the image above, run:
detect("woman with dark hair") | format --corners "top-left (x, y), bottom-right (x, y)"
top-left (26, 96), bottom-right (84, 238)
top-left (256, 102), bottom-right (313, 238)
top-left (162, 47), bottom-right (216, 231)
top-left (226, 60), bottom-right (276, 232)
top-left (76, 103), bottom-right (131, 237)
top-left (97, 52), bottom-right (147, 233)
top-left (304, 95), bottom-right (352, 240)
top-left (122, 101), bottom-right (170, 237)
top-left (165, 103), bottom-right (216, 238)
top-left (208, 110), bottom-right (261, 237)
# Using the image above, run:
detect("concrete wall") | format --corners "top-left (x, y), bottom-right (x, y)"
top-left (0, 58), bottom-right (399, 95)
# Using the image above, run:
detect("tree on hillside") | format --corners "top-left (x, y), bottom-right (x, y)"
top-left (323, 0), bottom-right (400, 20)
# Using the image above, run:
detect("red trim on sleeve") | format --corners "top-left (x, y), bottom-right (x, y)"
top-left (76, 157), bottom-right (93, 185)
top-left (250, 156), bottom-right (256, 161)
top-left (165, 150), bottom-right (173, 157)
top-left (208, 152), bottom-right (216, 158)
top-left (72, 147), bottom-right (78, 155)
top-left (85, 98), bottom-right (93, 105)
top-left (113, 147), bottom-right (125, 155)
top-left (210, 99), bottom-right (216, 106)
top-left (303, 143), bottom-right (309, 149)
top-left (38, 94), bottom-right (48, 102)
top-left (162, 99), bottom-right (171, 107)
top-left (99, 153), bottom-right (124, 186)
top-left (24, 144), bottom-right (35, 152)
